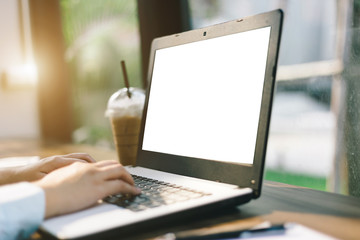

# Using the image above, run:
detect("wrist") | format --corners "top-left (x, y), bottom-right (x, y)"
top-left (34, 181), bottom-right (60, 219)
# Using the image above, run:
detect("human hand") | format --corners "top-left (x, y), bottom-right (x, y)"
top-left (0, 153), bottom-right (95, 185)
top-left (35, 160), bottom-right (141, 218)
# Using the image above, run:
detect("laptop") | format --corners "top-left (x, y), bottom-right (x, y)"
top-left (40, 9), bottom-right (283, 239)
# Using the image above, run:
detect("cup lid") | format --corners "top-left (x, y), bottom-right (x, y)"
top-left (105, 87), bottom-right (145, 118)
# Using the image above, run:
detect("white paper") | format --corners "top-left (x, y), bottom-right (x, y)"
top-left (228, 223), bottom-right (338, 240)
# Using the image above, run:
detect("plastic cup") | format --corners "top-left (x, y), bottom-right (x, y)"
top-left (105, 87), bottom-right (145, 166)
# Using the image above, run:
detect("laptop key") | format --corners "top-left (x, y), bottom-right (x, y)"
top-left (104, 175), bottom-right (211, 212)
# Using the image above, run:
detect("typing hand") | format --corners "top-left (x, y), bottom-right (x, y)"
top-left (35, 160), bottom-right (141, 218)
top-left (0, 153), bottom-right (96, 185)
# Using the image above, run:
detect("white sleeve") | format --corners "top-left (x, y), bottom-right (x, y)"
top-left (0, 182), bottom-right (45, 240)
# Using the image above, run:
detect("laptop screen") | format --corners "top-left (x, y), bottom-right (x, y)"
top-left (142, 27), bottom-right (271, 165)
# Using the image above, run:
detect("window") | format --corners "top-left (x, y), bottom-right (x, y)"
top-left (189, 0), bottom-right (358, 195)
top-left (60, 0), bottom-right (142, 146)
top-left (0, 0), bottom-right (39, 139)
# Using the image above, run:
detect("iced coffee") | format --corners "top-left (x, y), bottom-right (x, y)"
top-left (106, 87), bottom-right (145, 166)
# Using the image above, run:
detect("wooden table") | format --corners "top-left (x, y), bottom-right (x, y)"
top-left (1, 140), bottom-right (359, 240)
top-left (0, 139), bottom-right (117, 160)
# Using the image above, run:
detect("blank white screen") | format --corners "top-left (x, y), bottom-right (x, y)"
top-left (142, 27), bottom-right (271, 165)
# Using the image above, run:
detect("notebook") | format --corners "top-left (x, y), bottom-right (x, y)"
top-left (40, 9), bottom-right (283, 240)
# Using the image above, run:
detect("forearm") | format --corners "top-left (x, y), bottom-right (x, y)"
top-left (0, 164), bottom-right (45, 186)
top-left (0, 168), bottom-right (22, 185)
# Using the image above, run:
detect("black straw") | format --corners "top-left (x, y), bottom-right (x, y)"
top-left (121, 60), bottom-right (131, 98)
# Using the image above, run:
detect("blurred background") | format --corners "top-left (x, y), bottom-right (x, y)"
top-left (0, 0), bottom-right (359, 197)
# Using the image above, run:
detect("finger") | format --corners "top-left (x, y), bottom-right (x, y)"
top-left (63, 153), bottom-right (96, 163)
top-left (41, 157), bottom-right (88, 174)
top-left (99, 164), bottom-right (135, 186)
top-left (55, 158), bottom-right (88, 166)
top-left (95, 160), bottom-right (119, 167)
top-left (103, 180), bottom-right (141, 197)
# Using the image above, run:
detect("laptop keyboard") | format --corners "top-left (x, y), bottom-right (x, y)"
top-left (104, 175), bottom-right (211, 212)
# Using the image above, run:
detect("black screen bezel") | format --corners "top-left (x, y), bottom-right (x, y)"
top-left (137, 9), bottom-right (283, 198)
